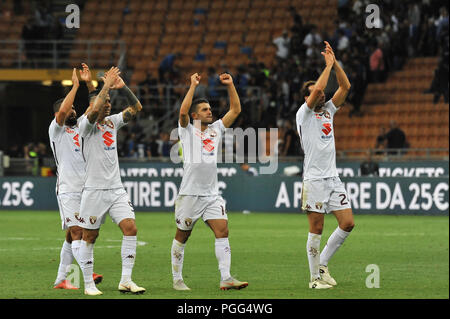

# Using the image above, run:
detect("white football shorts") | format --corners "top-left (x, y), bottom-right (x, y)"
top-left (79, 187), bottom-right (135, 230)
top-left (301, 177), bottom-right (351, 214)
top-left (57, 192), bottom-right (82, 230)
top-left (174, 195), bottom-right (227, 231)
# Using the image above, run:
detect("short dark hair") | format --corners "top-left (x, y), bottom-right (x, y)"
top-left (190, 98), bottom-right (209, 115)
top-left (301, 80), bottom-right (316, 99)
top-left (53, 98), bottom-right (64, 113)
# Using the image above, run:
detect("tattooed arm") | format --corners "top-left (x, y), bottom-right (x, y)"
top-left (121, 85), bottom-right (143, 123)
top-left (109, 75), bottom-right (143, 123)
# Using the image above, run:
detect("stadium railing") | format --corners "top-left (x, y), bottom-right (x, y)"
top-left (0, 39), bottom-right (125, 69)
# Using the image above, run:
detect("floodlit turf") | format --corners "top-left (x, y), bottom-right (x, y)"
top-left (0, 211), bottom-right (448, 299)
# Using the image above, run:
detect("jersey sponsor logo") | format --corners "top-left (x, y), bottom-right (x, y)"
top-left (65, 127), bottom-right (75, 134)
top-left (73, 134), bottom-right (80, 147)
top-left (322, 123), bottom-right (332, 135)
top-left (202, 138), bottom-right (215, 152)
top-left (103, 131), bottom-right (114, 147)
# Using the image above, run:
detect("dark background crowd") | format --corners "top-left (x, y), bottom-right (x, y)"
top-left (4, 0), bottom-right (449, 161)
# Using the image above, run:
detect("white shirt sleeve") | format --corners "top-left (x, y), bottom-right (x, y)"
top-left (324, 99), bottom-right (339, 116)
top-left (109, 113), bottom-right (127, 130)
top-left (79, 115), bottom-right (95, 138)
top-left (212, 119), bottom-right (226, 134)
top-left (178, 121), bottom-right (193, 140)
top-left (49, 118), bottom-right (63, 137)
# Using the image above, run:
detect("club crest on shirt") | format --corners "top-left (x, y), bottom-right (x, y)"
top-left (96, 123), bottom-right (105, 132)
top-left (208, 128), bottom-right (217, 137)
top-left (106, 120), bottom-right (114, 129)
top-left (315, 202), bottom-right (323, 210)
top-left (89, 216), bottom-right (97, 225)
top-left (185, 218), bottom-right (192, 227)
top-left (323, 110), bottom-right (331, 119)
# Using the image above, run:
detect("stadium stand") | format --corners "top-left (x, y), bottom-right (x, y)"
top-left (0, 0), bottom-right (448, 162)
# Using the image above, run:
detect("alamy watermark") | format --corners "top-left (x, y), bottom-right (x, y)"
top-left (365, 4), bottom-right (382, 29)
top-left (365, 264), bottom-right (380, 288)
top-left (65, 4), bottom-right (80, 29)
top-left (169, 120), bottom-right (279, 175)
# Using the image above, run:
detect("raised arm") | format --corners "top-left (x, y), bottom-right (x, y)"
top-left (55, 68), bottom-right (79, 126)
top-left (79, 62), bottom-right (96, 93)
top-left (306, 46), bottom-right (335, 109)
top-left (87, 66), bottom-right (120, 124)
top-left (325, 41), bottom-right (351, 107)
top-left (108, 75), bottom-right (143, 123)
top-left (220, 73), bottom-right (241, 128)
top-left (179, 73), bottom-right (200, 128)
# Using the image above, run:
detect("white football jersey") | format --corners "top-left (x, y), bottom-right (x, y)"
top-left (178, 120), bottom-right (225, 196)
top-left (48, 115), bottom-right (86, 194)
top-left (79, 113), bottom-right (126, 189)
top-left (296, 100), bottom-right (339, 180)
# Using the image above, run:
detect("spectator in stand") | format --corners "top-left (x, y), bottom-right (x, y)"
top-left (369, 41), bottom-right (385, 83)
top-left (126, 133), bottom-right (138, 158)
top-left (158, 52), bottom-right (181, 80)
top-left (303, 25), bottom-right (322, 58)
top-left (386, 120), bottom-right (407, 155)
top-left (145, 135), bottom-right (160, 158)
top-left (280, 120), bottom-right (299, 156)
top-left (273, 30), bottom-right (290, 61)
top-left (336, 29), bottom-right (350, 52)
top-left (158, 132), bottom-right (172, 157)
top-left (407, 2), bottom-right (421, 55)
top-left (360, 150), bottom-right (379, 176)
top-left (207, 67), bottom-right (220, 99)
top-left (435, 7), bottom-right (449, 40)
top-left (375, 127), bottom-right (387, 155)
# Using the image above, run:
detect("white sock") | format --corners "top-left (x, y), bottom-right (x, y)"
top-left (320, 227), bottom-right (351, 267)
top-left (79, 240), bottom-right (95, 288)
top-left (215, 238), bottom-right (231, 281)
top-left (55, 240), bottom-right (73, 285)
top-left (121, 235), bottom-right (137, 284)
top-left (71, 240), bottom-right (81, 265)
top-left (307, 232), bottom-right (321, 281)
top-left (171, 239), bottom-right (186, 281)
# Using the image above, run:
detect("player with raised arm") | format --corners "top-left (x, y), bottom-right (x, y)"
top-left (171, 72), bottom-right (248, 291)
top-left (77, 66), bottom-right (145, 296)
top-left (296, 41), bottom-right (354, 289)
top-left (49, 66), bottom-right (102, 290)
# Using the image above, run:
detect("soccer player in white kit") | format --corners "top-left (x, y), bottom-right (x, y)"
top-left (49, 65), bottom-right (103, 290)
top-left (296, 42), bottom-right (354, 289)
top-left (77, 67), bottom-right (145, 296)
top-left (171, 73), bottom-right (248, 291)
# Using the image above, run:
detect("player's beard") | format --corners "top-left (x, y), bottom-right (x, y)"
top-left (65, 116), bottom-right (77, 127)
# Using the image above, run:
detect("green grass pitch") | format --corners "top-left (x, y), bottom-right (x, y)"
top-left (0, 211), bottom-right (448, 299)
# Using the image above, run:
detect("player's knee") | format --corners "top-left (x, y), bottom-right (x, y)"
top-left (216, 228), bottom-right (229, 238)
top-left (83, 230), bottom-right (99, 243)
top-left (70, 227), bottom-right (83, 240)
top-left (122, 223), bottom-right (138, 236)
top-left (341, 221), bottom-right (355, 232)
